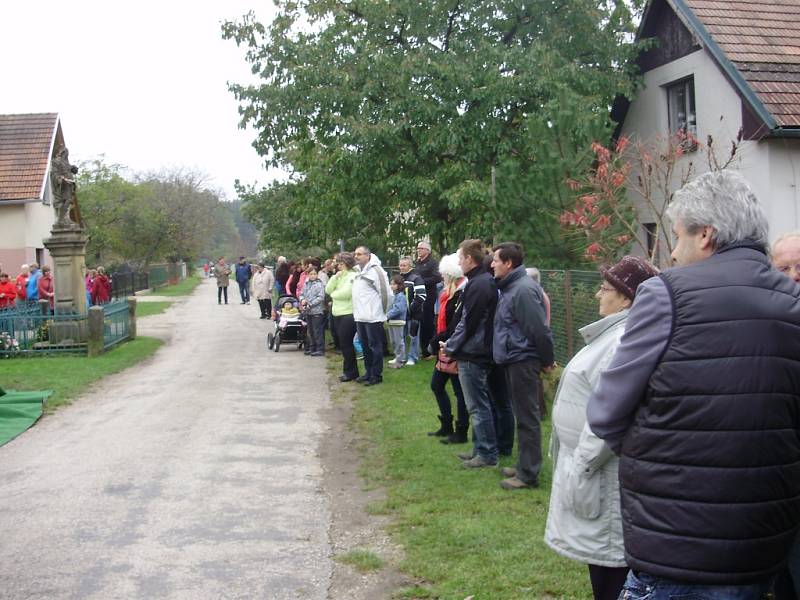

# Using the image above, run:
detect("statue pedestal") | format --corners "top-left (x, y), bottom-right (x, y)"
top-left (43, 226), bottom-right (89, 314)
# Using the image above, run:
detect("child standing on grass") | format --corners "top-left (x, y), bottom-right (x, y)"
top-left (386, 275), bottom-right (408, 368)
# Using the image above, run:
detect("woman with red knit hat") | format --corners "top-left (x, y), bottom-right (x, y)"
top-left (545, 255), bottom-right (658, 600)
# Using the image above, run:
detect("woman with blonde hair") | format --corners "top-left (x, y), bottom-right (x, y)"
top-left (427, 253), bottom-right (469, 443)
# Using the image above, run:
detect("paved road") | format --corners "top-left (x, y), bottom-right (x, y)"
top-left (0, 278), bottom-right (333, 599)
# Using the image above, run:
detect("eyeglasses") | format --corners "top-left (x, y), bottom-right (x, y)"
top-left (598, 284), bottom-right (617, 293)
top-left (777, 264), bottom-right (800, 274)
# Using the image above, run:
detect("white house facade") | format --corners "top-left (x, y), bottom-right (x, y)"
top-left (616, 0), bottom-right (800, 259)
top-left (0, 113), bottom-right (61, 272)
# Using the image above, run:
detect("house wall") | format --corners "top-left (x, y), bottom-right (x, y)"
top-left (0, 200), bottom-right (53, 272)
top-left (620, 47), bottom-right (800, 258)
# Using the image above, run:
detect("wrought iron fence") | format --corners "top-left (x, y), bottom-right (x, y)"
top-left (540, 270), bottom-right (603, 366)
top-left (148, 264), bottom-right (169, 289)
top-left (0, 302), bottom-right (88, 356)
top-left (110, 271), bottom-right (149, 300)
top-left (101, 300), bottom-right (131, 349)
top-left (0, 299), bottom-right (132, 356)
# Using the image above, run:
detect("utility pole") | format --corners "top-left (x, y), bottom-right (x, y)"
top-left (491, 165), bottom-right (497, 246)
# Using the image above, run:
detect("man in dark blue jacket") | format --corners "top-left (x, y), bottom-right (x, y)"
top-left (588, 171), bottom-right (800, 598)
top-left (491, 242), bottom-right (554, 490)
top-left (235, 257), bottom-right (252, 304)
top-left (443, 239), bottom-right (498, 468)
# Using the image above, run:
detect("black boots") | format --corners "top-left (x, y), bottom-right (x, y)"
top-left (427, 415), bottom-right (453, 437)
top-left (440, 421), bottom-right (469, 444)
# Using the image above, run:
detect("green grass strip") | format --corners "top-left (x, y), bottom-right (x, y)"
top-left (136, 301), bottom-right (173, 318)
top-left (336, 356), bottom-right (591, 599)
top-left (154, 274), bottom-right (202, 297)
top-left (1, 337), bottom-right (163, 410)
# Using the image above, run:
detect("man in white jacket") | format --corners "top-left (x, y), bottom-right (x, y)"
top-left (353, 246), bottom-right (392, 386)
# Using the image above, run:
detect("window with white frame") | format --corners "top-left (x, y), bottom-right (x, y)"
top-left (666, 77), bottom-right (697, 140)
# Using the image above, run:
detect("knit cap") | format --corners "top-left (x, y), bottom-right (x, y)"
top-left (600, 256), bottom-right (659, 301)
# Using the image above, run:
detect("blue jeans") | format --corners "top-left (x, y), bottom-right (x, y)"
top-left (620, 570), bottom-right (773, 600)
top-left (458, 360), bottom-right (498, 463)
top-left (237, 281), bottom-right (250, 302)
top-left (404, 320), bottom-right (420, 361)
top-left (356, 321), bottom-right (385, 380)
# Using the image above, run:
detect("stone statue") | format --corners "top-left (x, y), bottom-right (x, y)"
top-left (50, 146), bottom-right (81, 229)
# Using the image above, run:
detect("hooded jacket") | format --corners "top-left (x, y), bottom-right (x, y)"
top-left (352, 253), bottom-right (391, 323)
top-left (544, 310), bottom-right (628, 568)
top-left (325, 269), bottom-right (356, 317)
top-left (300, 278), bottom-right (326, 316)
top-left (493, 265), bottom-right (554, 367)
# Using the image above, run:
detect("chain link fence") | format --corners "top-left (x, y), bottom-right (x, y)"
top-left (541, 270), bottom-right (603, 366)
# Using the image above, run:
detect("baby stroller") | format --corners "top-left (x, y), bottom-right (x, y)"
top-left (267, 294), bottom-right (307, 352)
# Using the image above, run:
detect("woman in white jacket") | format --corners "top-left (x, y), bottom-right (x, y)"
top-left (544, 256), bottom-right (657, 600)
top-left (251, 263), bottom-right (275, 319)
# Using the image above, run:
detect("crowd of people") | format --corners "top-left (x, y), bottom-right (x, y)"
top-left (0, 262), bottom-right (115, 312)
top-left (0, 262), bottom-right (55, 310)
top-left (208, 170), bottom-right (800, 600)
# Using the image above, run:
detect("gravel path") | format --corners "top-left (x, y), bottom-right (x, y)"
top-left (0, 278), bottom-right (333, 600)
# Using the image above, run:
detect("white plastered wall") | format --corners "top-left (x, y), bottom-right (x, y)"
top-left (619, 47), bottom-right (799, 255)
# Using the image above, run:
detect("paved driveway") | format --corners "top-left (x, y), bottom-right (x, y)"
top-left (0, 278), bottom-right (332, 599)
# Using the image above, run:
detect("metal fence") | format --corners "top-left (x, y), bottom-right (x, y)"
top-left (110, 272), bottom-right (149, 300)
top-left (540, 270), bottom-right (603, 366)
top-left (102, 300), bottom-right (132, 349)
top-left (0, 299), bottom-right (132, 357)
top-left (0, 302), bottom-right (88, 356)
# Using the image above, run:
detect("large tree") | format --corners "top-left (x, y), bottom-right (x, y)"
top-left (77, 160), bottom-right (246, 267)
top-left (224, 0), bottom-right (644, 265)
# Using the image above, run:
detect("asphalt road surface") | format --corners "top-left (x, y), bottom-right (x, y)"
top-left (0, 278), bottom-right (333, 599)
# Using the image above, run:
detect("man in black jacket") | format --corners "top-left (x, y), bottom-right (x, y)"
top-left (443, 239), bottom-right (499, 468)
top-left (491, 242), bottom-right (554, 490)
top-left (587, 171), bottom-right (800, 598)
top-left (415, 241), bottom-right (442, 359)
top-left (398, 256), bottom-right (426, 365)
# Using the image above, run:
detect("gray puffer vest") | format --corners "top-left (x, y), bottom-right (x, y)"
top-left (619, 243), bottom-right (800, 584)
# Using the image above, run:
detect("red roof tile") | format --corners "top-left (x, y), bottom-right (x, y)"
top-left (684, 0), bottom-right (800, 127)
top-left (0, 113), bottom-right (59, 201)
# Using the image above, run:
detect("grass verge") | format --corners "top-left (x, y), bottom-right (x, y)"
top-left (2, 337), bottom-right (163, 411)
top-left (136, 301), bottom-right (173, 317)
top-left (335, 549), bottom-right (385, 573)
top-left (153, 274), bottom-right (202, 297)
top-left (329, 354), bottom-right (590, 599)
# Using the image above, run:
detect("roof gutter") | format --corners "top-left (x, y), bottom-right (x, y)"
top-left (768, 128), bottom-right (800, 139)
top-left (0, 198), bottom-right (44, 205)
top-left (669, 0), bottom-right (778, 131)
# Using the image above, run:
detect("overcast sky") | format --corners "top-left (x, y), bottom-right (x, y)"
top-left (0, 1), bottom-right (284, 199)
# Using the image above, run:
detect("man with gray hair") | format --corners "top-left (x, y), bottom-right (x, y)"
top-left (415, 240), bottom-right (442, 359)
top-left (587, 171), bottom-right (800, 598)
top-left (771, 232), bottom-right (800, 284)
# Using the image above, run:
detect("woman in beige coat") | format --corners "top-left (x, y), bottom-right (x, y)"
top-left (213, 258), bottom-right (231, 305)
top-left (251, 263), bottom-right (275, 319)
top-left (544, 256), bottom-right (657, 600)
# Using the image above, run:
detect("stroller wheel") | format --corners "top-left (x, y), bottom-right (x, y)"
top-left (274, 335), bottom-right (281, 352)
top-left (267, 333), bottom-right (274, 349)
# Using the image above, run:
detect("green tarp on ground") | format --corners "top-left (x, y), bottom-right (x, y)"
top-left (0, 387), bottom-right (52, 446)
